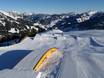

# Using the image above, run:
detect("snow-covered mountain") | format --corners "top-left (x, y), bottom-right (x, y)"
top-left (0, 10), bottom-right (104, 46)
top-left (1, 10), bottom-right (104, 78)
top-left (54, 11), bottom-right (104, 31)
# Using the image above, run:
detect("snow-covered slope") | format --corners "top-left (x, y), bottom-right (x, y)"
top-left (0, 10), bottom-right (21, 20)
top-left (1, 10), bottom-right (104, 47)
top-left (76, 11), bottom-right (97, 23)
top-left (0, 30), bottom-right (104, 78)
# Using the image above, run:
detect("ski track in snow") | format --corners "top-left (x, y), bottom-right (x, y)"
top-left (0, 30), bottom-right (104, 78)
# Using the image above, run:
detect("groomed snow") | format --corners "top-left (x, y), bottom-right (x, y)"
top-left (0, 30), bottom-right (104, 78)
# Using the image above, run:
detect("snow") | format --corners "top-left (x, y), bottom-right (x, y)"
top-left (33, 23), bottom-right (40, 26)
top-left (0, 10), bottom-right (20, 20)
top-left (47, 19), bottom-right (61, 28)
top-left (50, 20), bottom-right (58, 27)
top-left (36, 72), bottom-right (42, 78)
top-left (0, 20), bottom-right (5, 26)
top-left (0, 30), bottom-right (104, 78)
top-left (8, 28), bottom-right (19, 33)
top-left (88, 11), bottom-right (97, 16)
top-left (34, 23), bottom-right (47, 30)
top-left (76, 11), bottom-right (97, 23)
top-left (26, 25), bottom-right (30, 29)
top-left (31, 26), bottom-right (39, 31)
top-left (76, 15), bottom-right (90, 23)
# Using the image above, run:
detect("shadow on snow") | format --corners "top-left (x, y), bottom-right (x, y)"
top-left (0, 50), bottom-right (32, 70)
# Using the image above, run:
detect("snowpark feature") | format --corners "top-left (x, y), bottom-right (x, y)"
top-left (34, 47), bottom-right (63, 78)
top-left (33, 47), bottom-right (63, 72)
top-left (0, 30), bottom-right (104, 78)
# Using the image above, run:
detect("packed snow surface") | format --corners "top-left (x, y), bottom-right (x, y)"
top-left (0, 30), bottom-right (104, 78)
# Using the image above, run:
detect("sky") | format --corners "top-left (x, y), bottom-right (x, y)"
top-left (0, 0), bottom-right (104, 14)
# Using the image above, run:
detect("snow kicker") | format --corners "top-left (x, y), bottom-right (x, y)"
top-left (33, 47), bottom-right (63, 78)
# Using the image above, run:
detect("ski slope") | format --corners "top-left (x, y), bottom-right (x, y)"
top-left (0, 30), bottom-right (104, 78)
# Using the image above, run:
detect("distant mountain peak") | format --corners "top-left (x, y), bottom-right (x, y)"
top-left (87, 10), bottom-right (97, 15)
top-left (0, 10), bottom-right (21, 20)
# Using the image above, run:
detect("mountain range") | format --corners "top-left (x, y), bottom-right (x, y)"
top-left (0, 10), bottom-right (104, 46)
